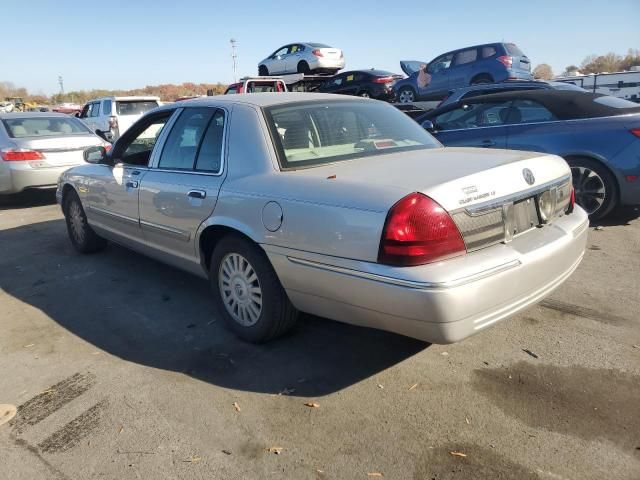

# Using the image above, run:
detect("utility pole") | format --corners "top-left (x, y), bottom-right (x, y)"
top-left (230, 38), bottom-right (238, 83)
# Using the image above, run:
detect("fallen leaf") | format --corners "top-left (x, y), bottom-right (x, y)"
top-left (24, 344), bottom-right (35, 348)
top-left (118, 425), bottom-right (124, 434)
top-left (0, 404), bottom-right (17, 427)
top-left (450, 451), bottom-right (467, 458)
top-left (377, 384), bottom-right (384, 389)
top-left (232, 402), bottom-right (241, 412)
top-left (266, 446), bottom-right (283, 455)
top-left (367, 472), bottom-right (384, 477)
top-left (465, 417), bottom-right (470, 424)
top-left (304, 402), bottom-right (320, 408)
top-left (91, 351), bottom-right (101, 355)
top-left (441, 351), bottom-right (449, 356)
top-left (222, 449), bottom-right (232, 455)
top-left (317, 469), bottom-right (324, 473)
top-left (408, 383), bottom-right (418, 391)
top-left (183, 456), bottom-right (201, 463)
top-left (633, 345), bottom-right (639, 349)
top-left (40, 388), bottom-right (56, 395)
top-left (522, 349), bottom-right (539, 359)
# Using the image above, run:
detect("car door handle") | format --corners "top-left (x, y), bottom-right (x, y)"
top-left (480, 140), bottom-right (495, 147)
top-left (126, 180), bottom-right (139, 188)
top-left (187, 190), bottom-right (206, 199)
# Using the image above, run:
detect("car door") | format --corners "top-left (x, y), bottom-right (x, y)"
top-left (79, 103), bottom-right (96, 130)
top-left (429, 99), bottom-right (513, 148)
top-left (339, 72), bottom-right (362, 96)
top-left (138, 107), bottom-right (227, 263)
top-left (321, 74), bottom-right (345, 94)
top-left (504, 99), bottom-right (559, 153)
top-left (268, 46), bottom-right (290, 74)
top-left (86, 110), bottom-right (175, 245)
top-left (448, 48), bottom-right (479, 89)
top-left (423, 53), bottom-right (453, 98)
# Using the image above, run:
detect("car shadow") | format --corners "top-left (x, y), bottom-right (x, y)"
top-left (591, 205), bottom-right (640, 227)
top-left (0, 189), bottom-right (58, 210)
top-left (0, 218), bottom-right (429, 397)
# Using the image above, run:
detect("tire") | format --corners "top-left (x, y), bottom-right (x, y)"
top-left (63, 190), bottom-right (107, 253)
top-left (297, 61), bottom-right (310, 74)
top-left (210, 234), bottom-right (298, 343)
top-left (258, 65), bottom-right (269, 76)
top-left (567, 157), bottom-right (618, 220)
top-left (358, 91), bottom-right (371, 98)
top-left (471, 75), bottom-right (493, 85)
top-left (397, 87), bottom-right (416, 103)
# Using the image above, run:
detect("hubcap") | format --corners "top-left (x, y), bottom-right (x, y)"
top-left (399, 90), bottom-right (414, 103)
top-left (69, 201), bottom-right (85, 243)
top-left (360, 92), bottom-right (370, 98)
top-left (218, 253), bottom-right (263, 327)
top-left (571, 166), bottom-right (606, 215)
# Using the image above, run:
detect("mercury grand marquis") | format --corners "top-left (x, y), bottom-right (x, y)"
top-left (56, 93), bottom-right (588, 343)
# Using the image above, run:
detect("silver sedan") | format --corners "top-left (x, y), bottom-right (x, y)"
top-left (258, 42), bottom-right (345, 76)
top-left (1, 112), bottom-right (108, 194)
top-left (57, 93), bottom-right (588, 344)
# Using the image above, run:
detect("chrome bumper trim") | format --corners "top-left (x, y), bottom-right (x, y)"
top-left (286, 256), bottom-right (521, 290)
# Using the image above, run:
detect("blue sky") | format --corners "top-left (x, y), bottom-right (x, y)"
top-left (6, 0), bottom-right (639, 94)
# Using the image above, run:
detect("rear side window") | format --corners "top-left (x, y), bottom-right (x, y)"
top-left (504, 43), bottom-right (524, 56)
top-left (453, 49), bottom-right (478, 66)
top-left (102, 100), bottom-right (112, 116)
top-left (481, 46), bottom-right (497, 58)
top-left (116, 100), bottom-right (159, 116)
top-left (510, 99), bottom-right (556, 123)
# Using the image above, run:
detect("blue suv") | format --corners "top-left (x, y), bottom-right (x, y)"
top-left (394, 43), bottom-right (533, 103)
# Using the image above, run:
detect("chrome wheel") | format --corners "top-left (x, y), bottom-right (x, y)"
top-left (571, 166), bottom-right (606, 215)
top-left (68, 201), bottom-right (86, 244)
top-left (359, 91), bottom-right (370, 98)
top-left (218, 253), bottom-right (263, 327)
top-left (398, 89), bottom-right (415, 103)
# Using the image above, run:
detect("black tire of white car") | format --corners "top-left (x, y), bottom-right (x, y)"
top-left (297, 61), bottom-right (310, 74)
top-left (63, 190), bottom-right (107, 254)
top-left (567, 157), bottom-right (618, 220)
top-left (258, 65), bottom-right (268, 76)
top-left (210, 234), bottom-right (298, 343)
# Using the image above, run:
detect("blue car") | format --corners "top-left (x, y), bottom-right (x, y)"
top-left (417, 90), bottom-right (640, 219)
top-left (394, 42), bottom-right (533, 103)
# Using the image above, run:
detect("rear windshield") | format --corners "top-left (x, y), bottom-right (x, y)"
top-left (2, 117), bottom-right (91, 138)
top-left (592, 96), bottom-right (640, 108)
top-left (307, 43), bottom-right (331, 48)
top-left (116, 100), bottom-right (159, 115)
top-left (504, 43), bottom-right (525, 56)
top-left (264, 100), bottom-right (440, 169)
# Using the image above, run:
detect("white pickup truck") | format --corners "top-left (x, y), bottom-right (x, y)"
top-left (78, 96), bottom-right (160, 142)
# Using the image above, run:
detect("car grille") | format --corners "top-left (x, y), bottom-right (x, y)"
top-left (451, 176), bottom-right (572, 252)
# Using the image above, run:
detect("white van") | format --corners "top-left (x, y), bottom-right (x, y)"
top-left (78, 96), bottom-right (160, 141)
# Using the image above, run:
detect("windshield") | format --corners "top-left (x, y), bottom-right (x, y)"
top-left (116, 100), bottom-right (159, 115)
top-left (2, 117), bottom-right (91, 138)
top-left (264, 100), bottom-right (440, 169)
top-left (505, 43), bottom-right (525, 56)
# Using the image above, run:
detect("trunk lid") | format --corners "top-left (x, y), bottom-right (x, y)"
top-left (14, 135), bottom-right (103, 166)
top-left (504, 43), bottom-right (531, 73)
top-left (319, 48), bottom-right (342, 59)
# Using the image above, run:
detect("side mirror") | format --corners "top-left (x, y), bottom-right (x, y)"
top-left (84, 145), bottom-right (107, 164)
top-left (74, 112), bottom-right (81, 118)
top-left (421, 120), bottom-right (435, 132)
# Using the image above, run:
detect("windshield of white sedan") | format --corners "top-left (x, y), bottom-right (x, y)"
top-left (265, 101), bottom-right (440, 168)
top-left (2, 117), bottom-right (91, 138)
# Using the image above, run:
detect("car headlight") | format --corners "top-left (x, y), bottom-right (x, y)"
top-left (538, 189), bottom-right (557, 223)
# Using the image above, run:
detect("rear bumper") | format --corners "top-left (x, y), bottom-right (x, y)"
top-left (0, 164), bottom-right (72, 194)
top-left (265, 207), bottom-right (588, 343)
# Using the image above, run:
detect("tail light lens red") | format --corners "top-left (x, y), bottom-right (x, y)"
top-left (312, 49), bottom-right (323, 57)
top-left (497, 55), bottom-right (513, 68)
top-left (378, 193), bottom-right (466, 266)
top-left (630, 128), bottom-right (640, 138)
top-left (567, 186), bottom-right (576, 214)
top-left (108, 116), bottom-right (118, 129)
top-left (372, 76), bottom-right (395, 84)
top-left (1, 149), bottom-right (45, 161)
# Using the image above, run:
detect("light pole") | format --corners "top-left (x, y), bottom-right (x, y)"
top-left (230, 38), bottom-right (238, 83)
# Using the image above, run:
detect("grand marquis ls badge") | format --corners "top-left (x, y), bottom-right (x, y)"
top-left (522, 168), bottom-right (535, 185)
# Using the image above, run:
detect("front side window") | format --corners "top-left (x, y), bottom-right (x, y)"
top-left (116, 112), bottom-right (172, 166)
top-left (434, 101), bottom-right (514, 130)
top-left (453, 49), bottom-right (478, 66)
top-left (264, 100), bottom-right (440, 168)
top-left (427, 54), bottom-right (453, 74)
top-left (194, 110), bottom-right (225, 172)
top-left (90, 102), bottom-right (101, 117)
top-left (158, 108), bottom-right (218, 171)
top-left (272, 47), bottom-right (288, 58)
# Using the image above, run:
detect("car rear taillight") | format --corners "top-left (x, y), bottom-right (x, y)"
top-left (0, 149), bottom-right (45, 161)
top-left (630, 128), bottom-right (640, 138)
top-left (104, 144), bottom-right (112, 153)
top-left (497, 55), bottom-right (513, 68)
top-left (312, 49), bottom-right (323, 57)
top-left (372, 76), bottom-right (395, 84)
top-left (108, 116), bottom-right (118, 129)
top-left (567, 186), bottom-right (576, 214)
top-left (378, 193), bottom-right (466, 266)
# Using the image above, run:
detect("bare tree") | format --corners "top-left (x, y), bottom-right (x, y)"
top-left (533, 64), bottom-right (554, 80)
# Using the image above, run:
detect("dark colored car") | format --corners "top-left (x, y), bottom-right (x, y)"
top-left (416, 90), bottom-right (640, 219)
top-left (318, 70), bottom-right (402, 101)
top-left (436, 80), bottom-right (587, 109)
top-left (394, 42), bottom-right (533, 103)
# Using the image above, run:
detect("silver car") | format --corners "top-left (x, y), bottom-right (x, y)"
top-left (258, 43), bottom-right (345, 76)
top-left (57, 93), bottom-right (588, 344)
top-left (0, 113), bottom-right (108, 194)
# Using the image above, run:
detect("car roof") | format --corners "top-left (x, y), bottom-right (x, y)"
top-left (87, 96), bottom-right (160, 102)
top-left (167, 92), bottom-right (370, 109)
top-left (446, 90), bottom-right (640, 119)
top-left (0, 112), bottom-right (74, 120)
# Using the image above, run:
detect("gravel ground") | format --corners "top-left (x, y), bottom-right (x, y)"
top-left (0, 190), bottom-right (639, 480)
